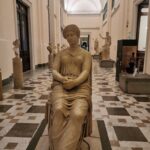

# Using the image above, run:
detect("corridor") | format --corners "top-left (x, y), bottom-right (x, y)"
top-left (0, 60), bottom-right (150, 150)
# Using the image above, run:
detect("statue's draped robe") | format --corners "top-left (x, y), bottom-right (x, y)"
top-left (49, 49), bottom-right (91, 150)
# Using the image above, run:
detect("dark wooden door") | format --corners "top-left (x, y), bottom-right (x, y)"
top-left (17, 0), bottom-right (30, 72)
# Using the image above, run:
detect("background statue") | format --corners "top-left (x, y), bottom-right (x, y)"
top-left (13, 39), bottom-right (20, 57)
top-left (57, 43), bottom-right (60, 52)
top-left (47, 43), bottom-right (53, 54)
top-left (99, 32), bottom-right (111, 59)
top-left (47, 43), bottom-right (54, 68)
top-left (94, 38), bottom-right (99, 54)
top-left (99, 32), bottom-right (111, 50)
top-left (49, 24), bottom-right (92, 150)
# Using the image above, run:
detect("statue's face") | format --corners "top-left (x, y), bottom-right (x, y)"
top-left (65, 31), bottom-right (79, 46)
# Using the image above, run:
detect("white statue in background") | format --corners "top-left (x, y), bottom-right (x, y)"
top-left (99, 32), bottom-right (111, 59)
top-left (94, 38), bottom-right (99, 54)
top-left (13, 39), bottom-right (20, 57)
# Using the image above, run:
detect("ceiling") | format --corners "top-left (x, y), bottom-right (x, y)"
top-left (64, 0), bottom-right (107, 15)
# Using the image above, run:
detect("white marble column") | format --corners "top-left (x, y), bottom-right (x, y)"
top-left (0, 69), bottom-right (3, 101)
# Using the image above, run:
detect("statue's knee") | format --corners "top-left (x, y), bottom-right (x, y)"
top-left (55, 104), bottom-right (64, 113)
top-left (71, 110), bottom-right (85, 121)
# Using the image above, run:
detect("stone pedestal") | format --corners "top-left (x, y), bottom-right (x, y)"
top-left (93, 54), bottom-right (100, 60)
top-left (119, 73), bottom-right (150, 94)
top-left (13, 57), bottom-right (23, 89)
top-left (48, 54), bottom-right (53, 68)
top-left (100, 59), bottom-right (115, 68)
top-left (0, 70), bottom-right (3, 101)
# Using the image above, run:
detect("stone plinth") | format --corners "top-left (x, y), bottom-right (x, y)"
top-left (93, 54), bottom-right (100, 60)
top-left (100, 59), bottom-right (114, 68)
top-left (0, 70), bottom-right (3, 100)
top-left (13, 57), bottom-right (23, 89)
top-left (119, 73), bottom-right (150, 94)
top-left (48, 54), bottom-right (53, 68)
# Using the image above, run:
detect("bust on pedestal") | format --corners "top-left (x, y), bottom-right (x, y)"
top-left (12, 39), bottom-right (24, 89)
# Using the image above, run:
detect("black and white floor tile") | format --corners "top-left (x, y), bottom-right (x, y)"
top-left (0, 71), bottom-right (52, 150)
top-left (0, 60), bottom-right (150, 150)
top-left (92, 60), bottom-right (150, 150)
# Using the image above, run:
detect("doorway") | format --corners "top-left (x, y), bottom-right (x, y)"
top-left (136, 0), bottom-right (149, 71)
top-left (80, 35), bottom-right (90, 51)
top-left (17, 0), bottom-right (30, 72)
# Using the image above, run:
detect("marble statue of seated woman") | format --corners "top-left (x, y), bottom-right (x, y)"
top-left (48, 24), bottom-right (92, 150)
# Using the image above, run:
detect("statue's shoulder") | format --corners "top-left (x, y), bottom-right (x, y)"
top-left (81, 48), bottom-right (91, 56)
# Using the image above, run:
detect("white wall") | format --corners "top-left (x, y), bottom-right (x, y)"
top-left (36, 0), bottom-right (49, 64)
top-left (0, 0), bottom-right (16, 80)
top-left (0, 0), bottom-right (49, 80)
top-left (67, 14), bottom-right (100, 54)
top-left (109, 0), bottom-right (127, 61)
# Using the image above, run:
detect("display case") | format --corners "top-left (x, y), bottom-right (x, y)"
top-left (116, 40), bottom-right (137, 81)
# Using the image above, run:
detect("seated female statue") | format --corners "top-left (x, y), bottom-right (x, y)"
top-left (49, 24), bottom-right (92, 150)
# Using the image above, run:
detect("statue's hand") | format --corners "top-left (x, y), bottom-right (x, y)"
top-left (63, 79), bottom-right (76, 90)
top-left (61, 76), bottom-right (69, 83)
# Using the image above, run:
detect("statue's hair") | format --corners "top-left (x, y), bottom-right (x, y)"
top-left (63, 24), bottom-right (80, 39)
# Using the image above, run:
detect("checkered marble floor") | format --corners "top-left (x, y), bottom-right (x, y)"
top-left (0, 70), bottom-right (52, 150)
top-left (0, 59), bottom-right (150, 150)
top-left (92, 60), bottom-right (150, 150)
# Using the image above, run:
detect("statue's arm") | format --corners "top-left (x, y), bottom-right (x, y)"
top-left (52, 53), bottom-right (67, 83)
top-left (74, 53), bottom-right (92, 86)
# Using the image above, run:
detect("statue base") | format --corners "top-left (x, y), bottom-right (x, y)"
top-left (93, 54), bottom-right (100, 60)
top-left (13, 57), bottom-right (24, 89)
top-left (0, 71), bottom-right (3, 101)
top-left (100, 59), bottom-right (114, 68)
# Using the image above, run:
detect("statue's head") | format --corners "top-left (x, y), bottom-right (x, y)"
top-left (63, 24), bottom-right (80, 39)
top-left (13, 39), bottom-right (20, 48)
top-left (47, 45), bottom-right (52, 53)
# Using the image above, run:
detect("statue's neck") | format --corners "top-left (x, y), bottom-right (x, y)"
top-left (69, 45), bottom-right (79, 51)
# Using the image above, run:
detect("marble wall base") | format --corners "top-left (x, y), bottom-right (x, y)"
top-left (0, 71), bottom-right (3, 100)
top-left (13, 57), bottom-right (23, 89)
top-left (100, 60), bottom-right (114, 68)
